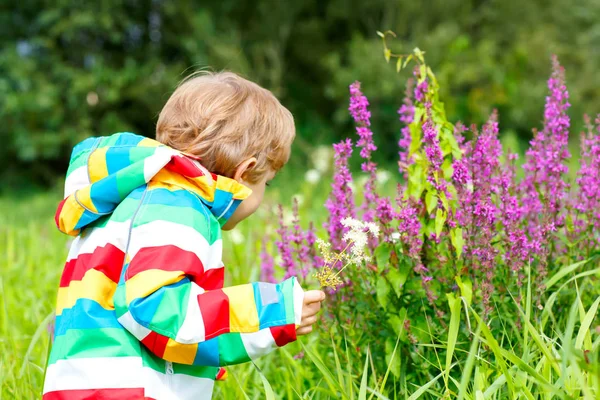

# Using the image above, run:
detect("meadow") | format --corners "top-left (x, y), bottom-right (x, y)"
top-left (2, 46), bottom-right (600, 399)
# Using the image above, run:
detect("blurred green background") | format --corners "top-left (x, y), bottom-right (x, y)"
top-left (1, 0), bottom-right (599, 190)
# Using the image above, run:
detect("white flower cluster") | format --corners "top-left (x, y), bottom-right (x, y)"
top-left (341, 217), bottom-right (380, 264)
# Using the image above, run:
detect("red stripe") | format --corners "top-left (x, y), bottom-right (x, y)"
top-left (55, 198), bottom-right (68, 229)
top-left (197, 290), bottom-right (230, 340)
top-left (43, 388), bottom-right (147, 400)
top-left (165, 155), bottom-right (205, 178)
top-left (126, 245), bottom-right (204, 281)
top-left (270, 324), bottom-right (297, 347)
top-left (60, 244), bottom-right (125, 287)
top-left (141, 330), bottom-right (170, 358)
top-left (192, 267), bottom-right (224, 291)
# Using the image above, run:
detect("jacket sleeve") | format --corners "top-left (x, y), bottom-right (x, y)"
top-left (113, 203), bottom-right (304, 367)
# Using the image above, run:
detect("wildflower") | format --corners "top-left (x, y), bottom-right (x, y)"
top-left (229, 230), bottom-right (244, 245)
top-left (312, 146), bottom-right (333, 172)
top-left (521, 56), bottom-right (571, 286)
top-left (349, 82), bottom-right (378, 224)
top-left (325, 139), bottom-right (355, 251)
top-left (276, 205), bottom-right (297, 279)
top-left (260, 242), bottom-right (276, 283)
top-left (376, 170), bottom-right (391, 185)
top-left (305, 169), bottom-right (321, 184)
top-left (314, 218), bottom-right (379, 290)
top-left (398, 79), bottom-right (415, 178)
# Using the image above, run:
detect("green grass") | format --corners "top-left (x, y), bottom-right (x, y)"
top-left (1, 180), bottom-right (599, 398)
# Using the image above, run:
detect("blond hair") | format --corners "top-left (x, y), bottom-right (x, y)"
top-left (156, 72), bottom-right (295, 183)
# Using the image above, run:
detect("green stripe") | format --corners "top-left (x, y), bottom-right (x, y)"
top-left (129, 147), bottom-right (158, 164)
top-left (174, 364), bottom-right (219, 379)
top-left (150, 282), bottom-right (190, 333)
top-left (49, 327), bottom-right (139, 364)
top-left (66, 149), bottom-right (91, 177)
top-left (218, 333), bottom-right (250, 365)
top-left (99, 134), bottom-right (121, 148)
top-left (116, 163), bottom-right (147, 199)
top-left (140, 348), bottom-right (169, 373)
top-left (111, 197), bottom-right (141, 222)
top-left (134, 204), bottom-right (213, 243)
top-left (281, 278), bottom-right (296, 325)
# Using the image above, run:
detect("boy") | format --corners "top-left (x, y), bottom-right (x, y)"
top-left (44, 72), bottom-right (325, 399)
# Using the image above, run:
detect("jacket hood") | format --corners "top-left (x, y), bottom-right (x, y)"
top-left (55, 132), bottom-right (251, 236)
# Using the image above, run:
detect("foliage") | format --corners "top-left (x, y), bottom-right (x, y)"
top-left (2, 0), bottom-right (600, 186)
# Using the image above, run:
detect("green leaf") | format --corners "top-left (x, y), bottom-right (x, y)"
top-left (396, 57), bottom-right (403, 72)
top-left (403, 55), bottom-right (413, 68)
top-left (450, 227), bottom-right (464, 258)
top-left (455, 275), bottom-right (472, 305)
top-left (384, 338), bottom-right (401, 378)
top-left (435, 208), bottom-right (447, 236)
top-left (575, 296), bottom-right (600, 350)
top-left (387, 268), bottom-right (407, 297)
top-left (374, 242), bottom-right (392, 272)
top-left (444, 293), bottom-right (462, 389)
top-left (376, 275), bottom-right (390, 309)
top-left (376, 31), bottom-right (385, 38)
top-left (425, 190), bottom-right (438, 214)
top-left (384, 48), bottom-right (391, 62)
top-left (358, 348), bottom-right (370, 400)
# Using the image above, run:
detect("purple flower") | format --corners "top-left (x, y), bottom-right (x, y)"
top-left (325, 139), bottom-right (356, 251)
top-left (291, 198), bottom-right (311, 279)
top-left (260, 241), bottom-right (277, 283)
top-left (276, 205), bottom-right (297, 279)
top-left (415, 81), bottom-right (428, 103)
top-left (521, 56), bottom-right (571, 284)
top-left (349, 82), bottom-right (378, 225)
top-left (398, 79), bottom-right (415, 178)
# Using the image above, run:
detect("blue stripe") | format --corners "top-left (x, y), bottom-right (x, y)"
top-left (106, 147), bottom-right (133, 175)
top-left (253, 282), bottom-right (286, 330)
top-left (89, 173), bottom-right (120, 214)
top-left (114, 132), bottom-right (145, 146)
top-left (72, 137), bottom-right (99, 158)
top-left (55, 299), bottom-right (122, 337)
top-left (193, 338), bottom-right (220, 366)
top-left (211, 189), bottom-right (233, 220)
top-left (130, 187), bottom-right (204, 209)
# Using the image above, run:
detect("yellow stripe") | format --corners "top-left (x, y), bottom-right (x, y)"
top-left (222, 285), bottom-right (259, 332)
top-left (56, 269), bottom-right (117, 316)
top-left (125, 269), bottom-right (184, 305)
top-left (163, 338), bottom-right (197, 364)
top-left (75, 186), bottom-right (98, 213)
top-left (88, 147), bottom-right (109, 182)
top-left (138, 137), bottom-right (162, 148)
top-left (215, 176), bottom-right (252, 200)
top-left (57, 196), bottom-right (85, 235)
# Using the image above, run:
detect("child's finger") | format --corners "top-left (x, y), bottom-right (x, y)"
top-left (299, 315), bottom-right (317, 328)
top-left (304, 290), bottom-right (325, 304)
top-left (302, 302), bottom-right (322, 318)
top-left (296, 326), bottom-right (313, 336)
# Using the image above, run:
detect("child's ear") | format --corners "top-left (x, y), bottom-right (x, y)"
top-left (233, 157), bottom-right (257, 183)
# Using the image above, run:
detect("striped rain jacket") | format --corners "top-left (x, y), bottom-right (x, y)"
top-left (43, 132), bottom-right (303, 399)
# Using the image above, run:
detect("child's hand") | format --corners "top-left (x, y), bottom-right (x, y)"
top-left (296, 290), bottom-right (325, 336)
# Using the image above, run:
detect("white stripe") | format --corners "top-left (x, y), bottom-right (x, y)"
top-left (43, 356), bottom-right (144, 392)
top-left (64, 165), bottom-right (89, 198)
top-left (44, 356), bottom-right (215, 399)
top-left (117, 311), bottom-right (152, 341)
top-left (175, 283), bottom-right (206, 344)
top-left (293, 278), bottom-right (304, 327)
top-left (240, 328), bottom-right (278, 360)
top-left (66, 220), bottom-right (130, 262)
top-left (128, 220), bottom-right (223, 271)
top-left (143, 147), bottom-right (176, 182)
top-left (168, 370), bottom-right (215, 399)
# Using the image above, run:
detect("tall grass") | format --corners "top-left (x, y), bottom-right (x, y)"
top-left (1, 190), bottom-right (598, 399)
